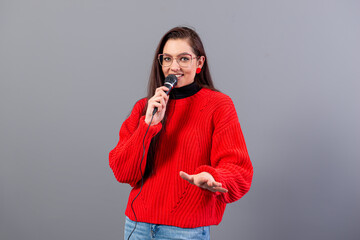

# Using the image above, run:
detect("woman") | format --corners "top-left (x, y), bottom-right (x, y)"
top-left (109, 26), bottom-right (253, 240)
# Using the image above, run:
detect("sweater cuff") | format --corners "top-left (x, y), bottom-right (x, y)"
top-left (138, 115), bottom-right (162, 138)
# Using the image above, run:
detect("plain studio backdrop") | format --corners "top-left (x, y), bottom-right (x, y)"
top-left (1, 1), bottom-right (359, 239)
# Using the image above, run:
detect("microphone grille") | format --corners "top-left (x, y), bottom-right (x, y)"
top-left (164, 74), bottom-right (178, 86)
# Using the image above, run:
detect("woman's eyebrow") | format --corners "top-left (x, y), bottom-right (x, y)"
top-left (163, 52), bottom-right (191, 56)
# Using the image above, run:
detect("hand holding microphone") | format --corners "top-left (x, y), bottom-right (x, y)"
top-left (145, 75), bottom-right (177, 126)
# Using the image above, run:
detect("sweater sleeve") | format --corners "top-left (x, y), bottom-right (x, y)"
top-left (194, 95), bottom-right (253, 204)
top-left (109, 99), bottom-right (162, 187)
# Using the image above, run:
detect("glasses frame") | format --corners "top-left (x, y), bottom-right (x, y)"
top-left (158, 53), bottom-right (199, 68)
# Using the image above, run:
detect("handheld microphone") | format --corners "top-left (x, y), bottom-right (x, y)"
top-left (152, 74), bottom-right (178, 115)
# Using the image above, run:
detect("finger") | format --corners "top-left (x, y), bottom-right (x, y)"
top-left (157, 91), bottom-right (169, 104)
top-left (152, 92), bottom-right (168, 106)
top-left (204, 180), bottom-right (227, 193)
top-left (209, 181), bottom-right (222, 188)
top-left (206, 180), bottom-right (214, 187)
top-left (201, 186), bottom-right (216, 192)
top-left (212, 187), bottom-right (228, 193)
top-left (157, 88), bottom-right (169, 97)
top-left (179, 171), bottom-right (190, 181)
top-left (202, 185), bottom-right (228, 193)
top-left (206, 179), bottom-right (221, 188)
top-left (150, 96), bottom-right (165, 102)
top-left (148, 102), bottom-right (162, 113)
top-left (150, 96), bottom-right (166, 106)
top-left (179, 171), bottom-right (194, 184)
top-left (160, 97), bottom-right (166, 109)
top-left (155, 86), bottom-right (169, 94)
top-left (160, 86), bottom-right (169, 92)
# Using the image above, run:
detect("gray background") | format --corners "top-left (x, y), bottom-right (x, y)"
top-left (1, 0), bottom-right (359, 239)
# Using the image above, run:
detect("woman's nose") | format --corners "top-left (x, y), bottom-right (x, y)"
top-left (170, 59), bottom-right (180, 71)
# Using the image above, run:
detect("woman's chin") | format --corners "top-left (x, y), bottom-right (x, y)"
top-left (175, 79), bottom-right (194, 88)
top-left (175, 83), bottom-right (186, 88)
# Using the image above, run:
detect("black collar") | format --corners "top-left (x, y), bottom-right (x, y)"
top-left (169, 81), bottom-right (202, 99)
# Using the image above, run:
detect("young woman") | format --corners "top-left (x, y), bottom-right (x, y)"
top-left (109, 26), bottom-right (253, 240)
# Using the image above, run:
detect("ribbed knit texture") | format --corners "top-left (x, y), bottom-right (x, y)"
top-left (109, 88), bottom-right (253, 228)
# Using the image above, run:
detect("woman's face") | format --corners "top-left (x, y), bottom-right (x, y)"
top-left (161, 39), bottom-right (205, 88)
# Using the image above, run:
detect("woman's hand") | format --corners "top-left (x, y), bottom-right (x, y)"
top-left (179, 171), bottom-right (228, 193)
top-left (145, 86), bottom-right (170, 126)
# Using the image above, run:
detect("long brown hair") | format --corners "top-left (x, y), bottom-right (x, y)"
top-left (142, 26), bottom-right (217, 180)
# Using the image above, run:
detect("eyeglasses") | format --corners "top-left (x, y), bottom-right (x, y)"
top-left (158, 53), bottom-right (198, 68)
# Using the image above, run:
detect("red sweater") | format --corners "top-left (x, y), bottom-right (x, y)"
top-left (109, 88), bottom-right (253, 228)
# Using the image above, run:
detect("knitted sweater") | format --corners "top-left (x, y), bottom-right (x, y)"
top-left (109, 87), bottom-right (253, 228)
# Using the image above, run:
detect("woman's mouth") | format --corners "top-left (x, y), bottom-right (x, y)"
top-left (175, 74), bottom-right (184, 79)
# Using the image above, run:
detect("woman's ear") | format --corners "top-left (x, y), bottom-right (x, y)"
top-left (197, 56), bottom-right (205, 68)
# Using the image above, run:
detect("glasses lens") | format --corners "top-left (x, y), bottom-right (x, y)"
top-left (178, 54), bottom-right (192, 67)
top-left (159, 55), bottom-right (172, 67)
top-left (158, 54), bottom-right (195, 67)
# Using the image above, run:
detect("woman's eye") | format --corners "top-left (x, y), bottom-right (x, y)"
top-left (180, 57), bottom-right (190, 62)
top-left (164, 57), bottom-right (172, 62)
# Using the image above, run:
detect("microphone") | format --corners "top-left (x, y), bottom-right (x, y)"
top-left (152, 74), bottom-right (178, 115)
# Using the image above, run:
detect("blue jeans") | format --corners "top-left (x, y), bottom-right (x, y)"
top-left (124, 216), bottom-right (210, 240)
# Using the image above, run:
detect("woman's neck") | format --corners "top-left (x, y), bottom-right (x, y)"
top-left (170, 81), bottom-right (202, 99)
